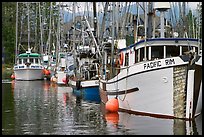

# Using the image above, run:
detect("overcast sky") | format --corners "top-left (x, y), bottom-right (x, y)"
top-left (61, 2), bottom-right (201, 13)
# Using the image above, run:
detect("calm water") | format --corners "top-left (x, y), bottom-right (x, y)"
top-left (2, 80), bottom-right (202, 135)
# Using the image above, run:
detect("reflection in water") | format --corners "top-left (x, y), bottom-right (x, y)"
top-left (2, 80), bottom-right (202, 135)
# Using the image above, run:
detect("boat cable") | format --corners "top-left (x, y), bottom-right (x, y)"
top-left (119, 65), bottom-right (129, 101)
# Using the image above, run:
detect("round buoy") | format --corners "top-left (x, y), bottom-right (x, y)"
top-left (11, 74), bottom-right (15, 79)
top-left (105, 97), bottom-right (119, 112)
top-left (45, 70), bottom-right (51, 75)
top-left (105, 112), bottom-right (119, 125)
top-left (43, 69), bottom-right (46, 74)
top-left (52, 77), bottom-right (57, 82)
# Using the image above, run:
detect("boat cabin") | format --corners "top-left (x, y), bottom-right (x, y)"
top-left (117, 38), bottom-right (201, 67)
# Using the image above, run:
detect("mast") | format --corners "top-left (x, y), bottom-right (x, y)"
top-left (144, 2), bottom-right (147, 61)
top-left (55, 2), bottom-right (61, 73)
top-left (147, 2), bottom-right (153, 38)
top-left (93, 2), bottom-right (97, 39)
top-left (111, 2), bottom-right (116, 78)
top-left (15, 2), bottom-right (18, 64)
top-left (72, 2), bottom-right (78, 79)
top-left (27, 2), bottom-right (30, 50)
top-left (99, 2), bottom-right (109, 41)
top-left (93, 2), bottom-right (98, 57)
top-left (47, 2), bottom-right (52, 55)
top-left (39, 2), bottom-right (43, 55)
top-left (120, 2), bottom-right (128, 38)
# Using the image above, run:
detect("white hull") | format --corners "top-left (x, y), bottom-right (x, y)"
top-left (14, 68), bottom-right (44, 80)
top-left (69, 78), bottom-right (99, 88)
top-left (99, 56), bottom-right (202, 120)
top-left (56, 71), bottom-right (67, 85)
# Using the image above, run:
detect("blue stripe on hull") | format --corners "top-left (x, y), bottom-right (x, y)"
top-left (73, 86), bottom-right (101, 103)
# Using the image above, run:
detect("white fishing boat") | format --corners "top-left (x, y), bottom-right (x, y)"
top-left (99, 2), bottom-right (202, 120)
top-left (14, 48), bottom-right (44, 80)
top-left (13, 3), bottom-right (44, 81)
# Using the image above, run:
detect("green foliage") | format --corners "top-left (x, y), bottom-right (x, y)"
top-left (2, 2), bottom-right (16, 64)
top-left (2, 2), bottom-right (59, 65)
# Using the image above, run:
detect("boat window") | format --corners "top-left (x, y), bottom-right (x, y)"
top-left (18, 59), bottom-right (21, 64)
top-left (182, 46), bottom-right (189, 55)
top-left (134, 48), bottom-right (139, 63)
top-left (151, 46), bottom-right (163, 60)
top-left (166, 46), bottom-right (180, 57)
top-left (195, 47), bottom-right (198, 54)
top-left (125, 53), bottom-right (129, 66)
top-left (23, 59), bottom-right (27, 63)
top-left (35, 58), bottom-right (39, 64)
top-left (146, 47), bottom-right (149, 60)
top-left (29, 58), bottom-right (33, 63)
top-left (140, 47), bottom-right (144, 61)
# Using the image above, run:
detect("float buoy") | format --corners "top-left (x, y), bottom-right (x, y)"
top-left (52, 77), bottom-right (57, 82)
top-left (45, 69), bottom-right (51, 75)
top-left (105, 97), bottom-right (119, 112)
top-left (105, 112), bottom-right (119, 125)
top-left (43, 69), bottom-right (46, 74)
top-left (11, 74), bottom-right (15, 79)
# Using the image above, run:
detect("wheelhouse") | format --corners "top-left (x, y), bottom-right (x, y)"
top-left (118, 38), bottom-right (201, 67)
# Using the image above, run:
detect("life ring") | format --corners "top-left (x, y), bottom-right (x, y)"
top-left (119, 52), bottom-right (124, 65)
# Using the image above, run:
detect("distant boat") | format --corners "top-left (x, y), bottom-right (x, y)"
top-left (13, 3), bottom-right (44, 81)
top-left (13, 48), bottom-right (44, 80)
top-left (56, 52), bottom-right (74, 85)
top-left (99, 2), bottom-right (202, 120)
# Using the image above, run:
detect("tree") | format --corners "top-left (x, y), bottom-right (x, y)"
top-left (2, 2), bottom-right (16, 64)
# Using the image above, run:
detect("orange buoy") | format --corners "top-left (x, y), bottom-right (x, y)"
top-left (43, 69), bottom-right (46, 74)
top-left (11, 74), bottom-right (15, 79)
top-left (52, 77), bottom-right (57, 82)
top-left (45, 69), bottom-right (51, 75)
top-left (105, 112), bottom-right (119, 125)
top-left (105, 97), bottom-right (119, 112)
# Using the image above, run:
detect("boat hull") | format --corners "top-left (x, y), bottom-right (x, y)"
top-left (73, 86), bottom-right (101, 103)
top-left (14, 69), bottom-right (44, 81)
top-left (69, 77), bottom-right (100, 103)
top-left (99, 56), bottom-right (202, 120)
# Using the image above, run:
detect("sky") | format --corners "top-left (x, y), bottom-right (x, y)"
top-left (61, 2), bottom-right (201, 13)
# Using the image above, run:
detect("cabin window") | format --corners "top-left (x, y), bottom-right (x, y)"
top-left (18, 59), bottom-right (21, 64)
top-left (125, 53), bottom-right (129, 66)
top-left (146, 47), bottom-right (149, 60)
top-left (166, 46), bottom-right (180, 57)
top-left (195, 47), bottom-right (198, 54)
top-left (23, 59), bottom-right (27, 63)
top-left (151, 46), bottom-right (163, 60)
top-left (35, 58), bottom-right (39, 64)
top-left (139, 47), bottom-right (144, 61)
top-left (29, 58), bottom-right (33, 63)
top-left (182, 46), bottom-right (189, 55)
top-left (134, 48), bottom-right (139, 63)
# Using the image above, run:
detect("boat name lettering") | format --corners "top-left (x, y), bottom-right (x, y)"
top-left (144, 59), bottom-right (175, 70)
top-left (165, 59), bottom-right (175, 65)
top-left (144, 61), bottom-right (161, 69)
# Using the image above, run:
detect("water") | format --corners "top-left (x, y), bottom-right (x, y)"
top-left (2, 80), bottom-right (202, 135)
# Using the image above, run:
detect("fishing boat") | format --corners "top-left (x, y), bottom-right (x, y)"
top-left (68, 3), bottom-right (101, 99)
top-left (14, 48), bottom-right (44, 80)
top-left (56, 52), bottom-right (74, 85)
top-left (13, 3), bottom-right (44, 81)
top-left (99, 2), bottom-right (202, 120)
